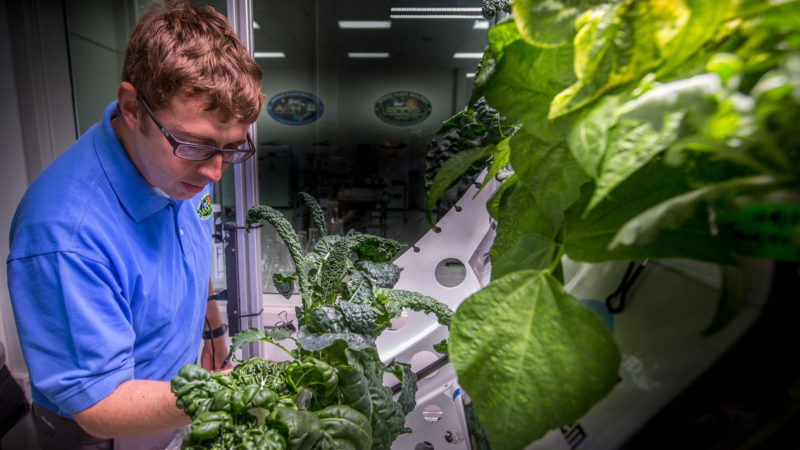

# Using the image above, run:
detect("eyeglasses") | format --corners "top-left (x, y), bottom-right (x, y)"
top-left (137, 93), bottom-right (255, 164)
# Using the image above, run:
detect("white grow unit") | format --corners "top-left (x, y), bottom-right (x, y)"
top-left (259, 171), bottom-right (773, 450)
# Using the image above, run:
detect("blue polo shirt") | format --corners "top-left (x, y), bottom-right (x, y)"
top-left (7, 101), bottom-right (213, 417)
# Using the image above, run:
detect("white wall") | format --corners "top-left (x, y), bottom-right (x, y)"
top-left (0, 1), bottom-right (33, 392)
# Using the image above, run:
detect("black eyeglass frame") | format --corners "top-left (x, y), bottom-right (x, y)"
top-left (136, 93), bottom-right (256, 164)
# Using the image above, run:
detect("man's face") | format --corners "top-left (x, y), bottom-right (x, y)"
top-left (132, 93), bottom-right (251, 200)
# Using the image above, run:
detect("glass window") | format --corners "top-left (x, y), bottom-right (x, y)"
top-left (252, 0), bottom-right (487, 293)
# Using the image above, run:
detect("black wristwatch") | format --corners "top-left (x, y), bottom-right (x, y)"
top-left (202, 324), bottom-right (227, 339)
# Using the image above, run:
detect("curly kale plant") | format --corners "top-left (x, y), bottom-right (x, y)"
top-left (172, 194), bottom-right (453, 449)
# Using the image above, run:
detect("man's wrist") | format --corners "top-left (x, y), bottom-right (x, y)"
top-left (202, 324), bottom-right (227, 339)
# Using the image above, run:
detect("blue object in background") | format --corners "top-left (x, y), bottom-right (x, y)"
top-left (580, 299), bottom-right (615, 332)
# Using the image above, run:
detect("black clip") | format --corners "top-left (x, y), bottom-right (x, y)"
top-left (605, 260), bottom-right (648, 314)
top-left (233, 308), bottom-right (264, 319)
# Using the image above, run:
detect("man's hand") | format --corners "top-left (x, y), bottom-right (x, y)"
top-left (201, 333), bottom-right (229, 372)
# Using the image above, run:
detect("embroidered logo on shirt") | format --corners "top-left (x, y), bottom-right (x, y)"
top-left (197, 192), bottom-right (212, 219)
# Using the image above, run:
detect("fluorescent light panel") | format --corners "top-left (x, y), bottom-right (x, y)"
top-left (390, 14), bottom-right (483, 19)
top-left (253, 20), bottom-right (261, 29)
top-left (348, 52), bottom-right (390, 58)
top-left (453, 52), bottom-right (484, 59)
top-left (254, 52), bottom-right (286, 58)
top-left (473, 20), bottom-right (489, 29)
top-left (466, 73), bottom-right (476, 78)
top-left (338, 20), bottom-right (391, 29)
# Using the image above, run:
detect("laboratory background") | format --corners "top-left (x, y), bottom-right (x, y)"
top-left (2, 0), bottom-right (800, 449)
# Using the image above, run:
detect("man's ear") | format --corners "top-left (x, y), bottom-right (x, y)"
top-left (116, 81), bottom-right (141, 132)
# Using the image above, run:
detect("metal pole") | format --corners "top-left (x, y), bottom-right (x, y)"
top-left (226, 0), bottom-right (263, 359)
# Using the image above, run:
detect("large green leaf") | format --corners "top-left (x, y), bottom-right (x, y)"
top-left (484, 37), bottom-right (574, 144)
top-left (656, 0), bottom-right (735, 77)
top-left (550, 0), bottom-right (693, 118)
top-left (566, 93), bottom-right (623, 179)
top-left (512, 0), bottom-right (604, 48)
top-left (449, 270), bottom-right (621, 449)
top-left (489, 181), bottom-right (558, 279)
top-left (609, 174), bottom-right (782, 249)
top-left (563, 162), bottom-right (734, 263)
top-left (510, 130), bottom-right (590, 231)
top-left (588, 110), bottom-right (685, 211)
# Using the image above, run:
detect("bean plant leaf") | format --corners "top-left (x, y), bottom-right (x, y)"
top-left (609, 174), bottom-right (782, 249)
top-left (509, 130), bottom-right (590, 231)
top-left (489, 181), bottom-right (558, 279)
top-left (655, 0), bottom-right (734, 77)
top-left (563, 162), bottom-right (734, 263)
top-left (588, 110), bottom-right (685, 212)
top-left (550, 1), bottom-right (693, 119)
top-left (449, 270), bottom-right (621, 449)
top-left (511, 0), bottom-right (603, 48)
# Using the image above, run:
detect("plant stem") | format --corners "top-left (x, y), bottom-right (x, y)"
top-left (546, 246), bottom-right (565, 275)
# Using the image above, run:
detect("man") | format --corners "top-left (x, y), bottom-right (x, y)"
top-left (6, 2), bottom-right (263, 448)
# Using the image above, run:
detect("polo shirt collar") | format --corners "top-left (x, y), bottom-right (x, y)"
top-left (94, 101), bottom-right (175, 222)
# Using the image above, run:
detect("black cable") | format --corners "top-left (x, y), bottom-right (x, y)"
top-left (204, 316), bottom-right (215, 371)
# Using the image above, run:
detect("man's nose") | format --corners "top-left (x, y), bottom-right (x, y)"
top-left (197, 152), bottom-right (226, 183)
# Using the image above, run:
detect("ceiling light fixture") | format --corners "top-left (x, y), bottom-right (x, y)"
top-left (348, 52), bottom-right (390, 58)
top-left (338, 20), bottom-right (392, 29)
top-left (453, 52), bottom-right (484, 59)
top-left (466, 72), bottom-right (476, 78)
top-left (253, 20), bottom-right (261, 30)
top-left (473, 20), bottom-right (489, 29)
top-left (390, 7), bottom-right (483, 12)
top-left (254, 52), bottom-right (286, 58)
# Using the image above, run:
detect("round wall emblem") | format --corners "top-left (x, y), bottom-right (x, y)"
top-left (267, 91), bottom-right (324, 125)
top-left (374, 91), bottom-right (432, 126)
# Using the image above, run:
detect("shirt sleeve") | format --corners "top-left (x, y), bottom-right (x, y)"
top-left (7, 251), bottom-right (136, 414)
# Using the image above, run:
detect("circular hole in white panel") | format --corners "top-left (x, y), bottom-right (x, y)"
top-left (389, 308), bottom-right (409, 330)
top-left (411, 350), bottom-right (440, 379)
top-left (435, 258), bottom-right (466, 287)
top-left (422, 405), bottom-right (443, 423)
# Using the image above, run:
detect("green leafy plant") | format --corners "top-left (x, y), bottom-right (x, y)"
top-left (172, 194), bottom-right (453, 449)
top-left (427, 0), bottom-right (800, 448)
